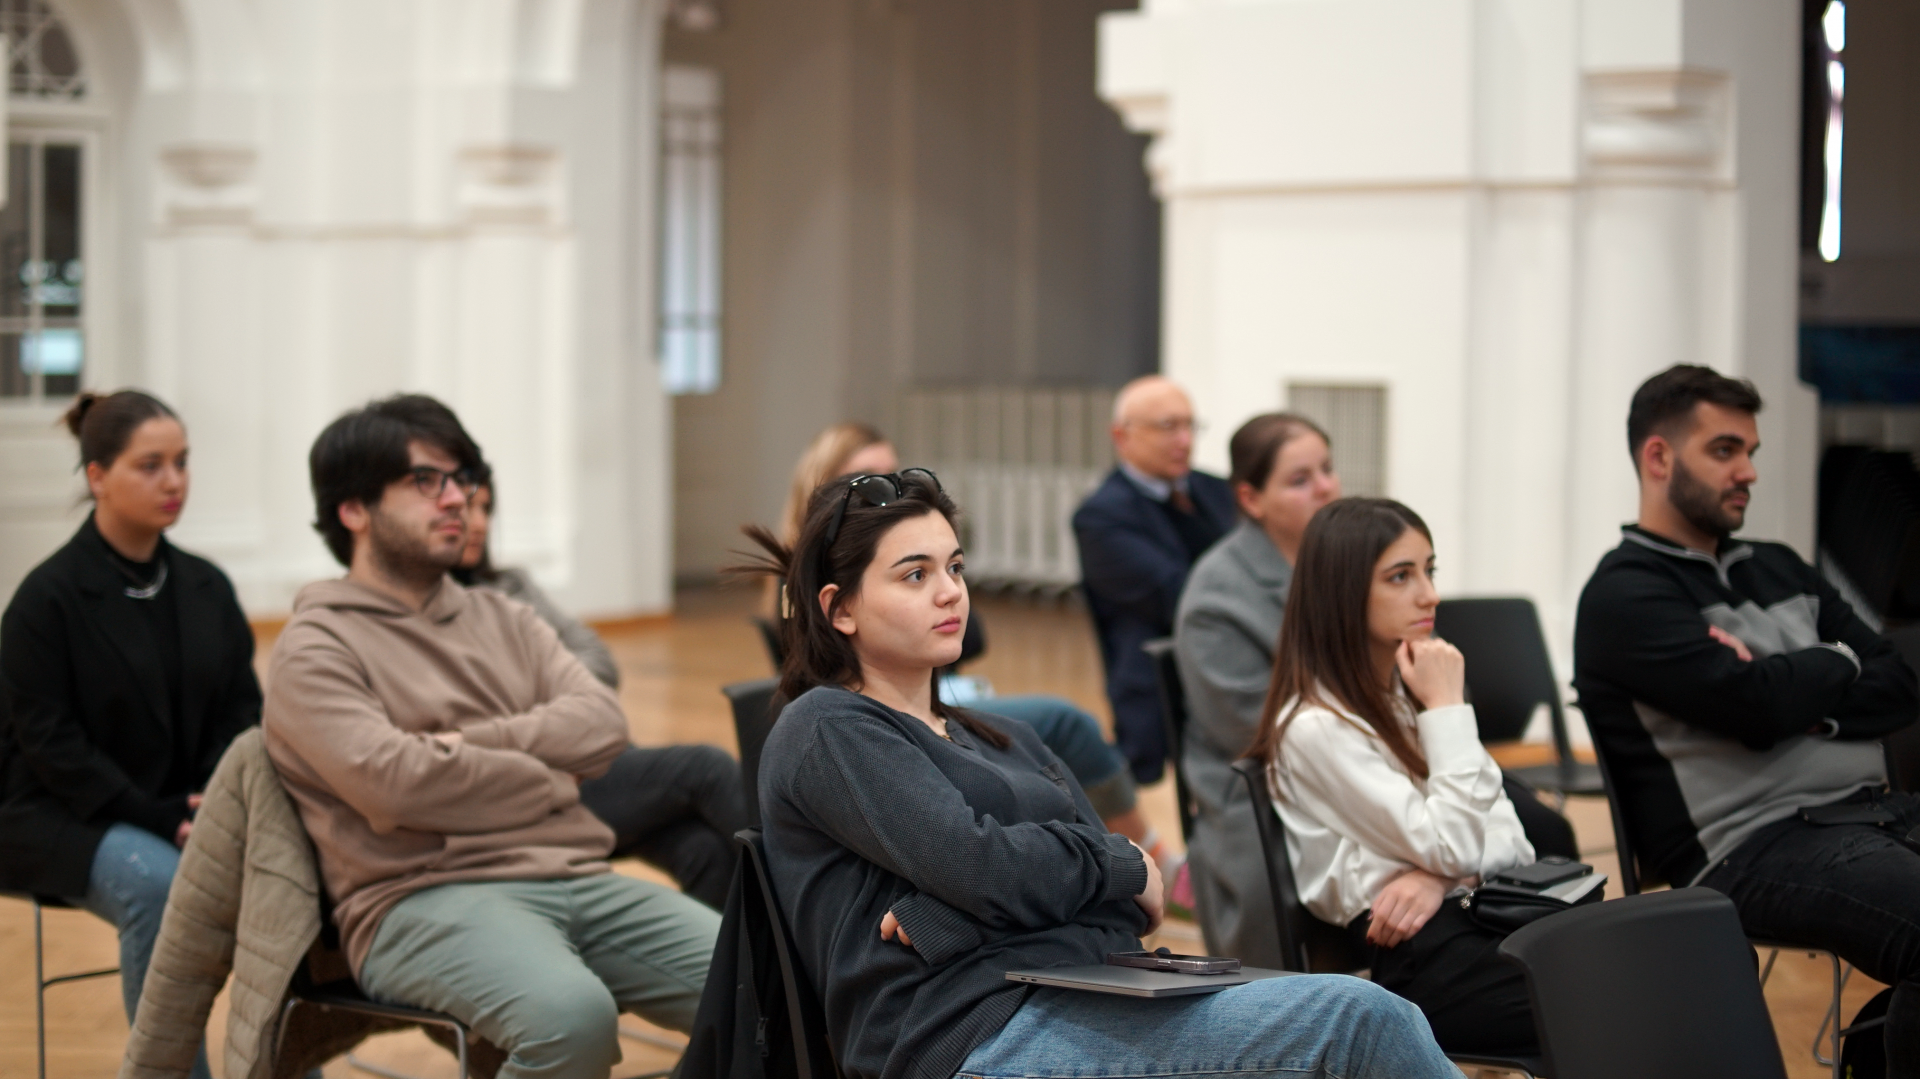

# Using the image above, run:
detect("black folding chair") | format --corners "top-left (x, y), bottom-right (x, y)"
top-left (1595, 742), bottom-right (1878, 1076)
top-left (1881, 625), bottom-right (1920, 792)
top-left (735, 828), bottom-right (840, 1079)
top-left (280, 972), bottom-right (476, 1079)
top-left (1142, 637), bottom-right (1196, 842)
top-left (3, 891), bottom-right (119, 1079)
top-left (752, 616), bottom-right (786, 672)
top-left (725, 677), bottom-right (785, 828)
top-left (1434, 598), bottom-right (1603, 798)
top-left (1226, 760), bottom-right (1541, 1078)
top-left (1500, 888), bottom-right (1787, 1079)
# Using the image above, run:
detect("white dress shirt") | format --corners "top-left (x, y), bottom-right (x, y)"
top-left (1267, 693), bottom-right (1534, 927)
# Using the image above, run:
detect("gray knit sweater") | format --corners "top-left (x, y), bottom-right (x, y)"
top-left (759, 686), bottom-right (1150, 1079)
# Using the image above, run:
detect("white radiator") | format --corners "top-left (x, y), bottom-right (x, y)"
top-left (887, 387), bottom-right (1115, 589)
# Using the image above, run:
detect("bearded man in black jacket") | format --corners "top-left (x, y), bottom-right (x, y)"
top-left (1575, 364), bottom-right (1920, 1074)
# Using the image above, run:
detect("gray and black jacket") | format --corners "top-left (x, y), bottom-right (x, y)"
top-left (1573, 524), bottom-right (1916, 887)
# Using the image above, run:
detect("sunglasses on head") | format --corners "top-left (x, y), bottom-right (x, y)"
top-left (821, 467), bottom-right (944, 554)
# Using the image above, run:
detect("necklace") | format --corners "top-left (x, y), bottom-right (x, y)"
top-left (123, 559), bottom-right (167, 600)
top-left (109, 552), bottom-right (168, 600)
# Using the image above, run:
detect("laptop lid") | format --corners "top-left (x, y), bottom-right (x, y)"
top-left (1004, 965), bottom-right (1298, 999)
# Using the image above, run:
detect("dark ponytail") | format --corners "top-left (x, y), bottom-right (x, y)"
top-left (62, 389), bottom-right (179, 472)
top-left (727, 472), bottom-right (1011, 749)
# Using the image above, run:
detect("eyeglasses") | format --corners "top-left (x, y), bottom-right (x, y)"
top-left (405, 465), bottom-right (483, 500)
top-left (821, 467), bottom-right (944, 555)
top-left (1125, 417), bottom-right (1205, 436)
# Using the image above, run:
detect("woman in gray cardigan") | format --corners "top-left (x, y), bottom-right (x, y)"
top-left (1173, 414), bottom-right (1341, 965)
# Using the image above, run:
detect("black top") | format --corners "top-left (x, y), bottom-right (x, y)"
top-left (1070, 467), bottom-right (1236, 779)
top-left (103, 545), bottom-right (191, 795)
top-left (0, 515), bottom-right (262, 896)
top-left (1156, 494), bottom-right (1223, 564)
top-left (1573, 525), bottom-right (1915, 885)
top-left (759, 687), bottom-right (1150, 1079)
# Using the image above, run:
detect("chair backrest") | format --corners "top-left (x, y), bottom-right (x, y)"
top-left (1433, 597), bottom-right (1565, 749)
top-left (1592, 742), bottom-right (1643, 896)
top-left (1883, 625), bottom-right (1920, 792)
top-left (1142, 637), bottom-right (1196, 842)
top-left (737, 828), bottom-right (839, 1079)
top-left (1228, 757), bottom-right (1368, 974)
top-left (753, 617), bottom-right (787, 672)
top-left (1499, 888), bottom-right (1788, 1079)
top-left (725, 678), bottom-right (785, 829)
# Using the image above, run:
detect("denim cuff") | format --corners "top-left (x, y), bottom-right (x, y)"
top-left (1100, 833), bottom-right (1150, 904)
top-left (889, 891), bottom-right (985, 966)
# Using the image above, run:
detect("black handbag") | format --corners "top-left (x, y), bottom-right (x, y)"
top-left (1462, 877), bottom-right (1604, 935)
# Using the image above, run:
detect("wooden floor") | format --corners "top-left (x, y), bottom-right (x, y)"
top-left (0, 585), bottom-right (1884, 1078)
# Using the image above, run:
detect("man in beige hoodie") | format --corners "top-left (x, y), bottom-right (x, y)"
top-left (263, 395), bottom-right (717, 1079)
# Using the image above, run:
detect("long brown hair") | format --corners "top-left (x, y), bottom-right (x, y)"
top-left (729, 471), bottom-right (1010, 748)
top-left (1244, 498), bottom-right (1433, 782)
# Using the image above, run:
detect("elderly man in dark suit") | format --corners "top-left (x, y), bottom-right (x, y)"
top-left (1073, 375), bottom-right (1234, 784)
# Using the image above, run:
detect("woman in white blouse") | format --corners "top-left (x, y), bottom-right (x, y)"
top-left (1248, 498), bottom-right (1575, 1058)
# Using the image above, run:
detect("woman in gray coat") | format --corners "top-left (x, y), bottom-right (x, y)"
top-left (1173, 413), bottom-right (1340, 964)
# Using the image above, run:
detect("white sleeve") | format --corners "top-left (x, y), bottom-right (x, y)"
top-left (1274, 704), bottom-right (1526, 881)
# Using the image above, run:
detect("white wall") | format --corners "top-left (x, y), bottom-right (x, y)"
top-left (1102, 0), bottom-right (1814, 680)
top-left (0, 0), bottom-right (673, 619)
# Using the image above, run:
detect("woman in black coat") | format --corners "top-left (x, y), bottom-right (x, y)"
top-left (0, 390), bottom-right (258, 1079)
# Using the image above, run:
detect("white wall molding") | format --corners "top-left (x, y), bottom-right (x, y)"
top-left (1582, 69), bottom-right (1732, 182)
top-left (0, 0), bottom-right (675, 618)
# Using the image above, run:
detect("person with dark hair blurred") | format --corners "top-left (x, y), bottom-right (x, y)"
top-left (1576, 364), bottom-right (1920, 1074)
top-left (1249, 498), bottom-right (1565, 1058)
top-left (454, 478), bottom-right (746, 910)
top-left (0, 390), bottom-right (259, 1079)
top-left (779, 423), bottom-right (1165, 863)
top-left (1073, 376), bottom-right (1234, 784)
top-left (726, 470), bottom-right (1458, 1079)
top-left (266, 394), bottom-right (717, 1078)
top-left (1172, 412), bottom-right (1340, 964)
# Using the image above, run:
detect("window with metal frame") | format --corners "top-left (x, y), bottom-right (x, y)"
top-left (1, 0), bottom-right (85, 100)
top-left (0, 136), bottom-right (84, 400)
top-left (658, 65), bottom-right (723, 396)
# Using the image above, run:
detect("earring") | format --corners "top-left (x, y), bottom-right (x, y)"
top-left (780, 583), bottom-right (792, 620)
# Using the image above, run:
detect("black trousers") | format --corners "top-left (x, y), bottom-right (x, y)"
top-left (1699, 788), bottom-right (1920, 1079)
top-left (578, 744), bottom-right (748, 911)
top-left (1352, 776), bottom-right (1577, 1057)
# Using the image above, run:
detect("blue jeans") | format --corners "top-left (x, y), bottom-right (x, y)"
top-left (974, 695), bottom-right (1137, 819)
top-left (956, 976), bottom-right (1456, 1079)
top-left (74, 823), bottom-right (213, 1079)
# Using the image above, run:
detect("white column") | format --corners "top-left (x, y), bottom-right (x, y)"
top-left (124, 0), bottom-right (674, 616)
top-left (1100, 0), bottom-right (1809, 687)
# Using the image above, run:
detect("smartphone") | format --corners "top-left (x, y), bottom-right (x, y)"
top-left (1108, 948), bottom-right (1242, 974)
top-left (1800, 802), bottom-right (1898, 827)
top-left (1489, 858), bottom-right (1593, 890)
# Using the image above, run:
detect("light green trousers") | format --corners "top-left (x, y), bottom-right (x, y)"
top-left (357, 874), bottom-right (720, 1079)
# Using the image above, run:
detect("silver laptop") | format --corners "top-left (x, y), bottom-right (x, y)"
top-left (1005, 964), bottom-right (1299, 998)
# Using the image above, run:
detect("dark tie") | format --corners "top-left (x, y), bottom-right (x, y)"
top-left (1169, 487), bottom-right (1195, 515)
